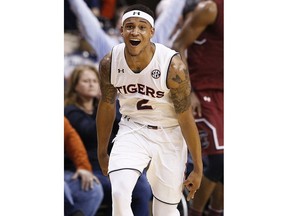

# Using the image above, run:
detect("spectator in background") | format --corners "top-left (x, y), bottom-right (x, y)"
top-left (64, 32), bottom-right (98, 81)
top-left (64, 65), bottom-right (152, 216)
top-left (65, 0), bottom-right (116, 31)
top-left (65, 0), bottom-right (78, 31)
top-left (155, 0), bottom-right (184, 48)
top-left (100, 0), bottom-right (116, 20)
top-left (64, 116), bottom-right (103, 216)
top-left (67, 0), bottom-right (186, 63)
top-left (172, 0), bottom-right (224, 215)
top-left (135, 0), bottom-right (160, 13)
top-left (84, 0), bottom-right (116, 33)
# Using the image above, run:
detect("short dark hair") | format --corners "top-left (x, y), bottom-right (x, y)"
top-left (123, 4), bottom-right (155, 20)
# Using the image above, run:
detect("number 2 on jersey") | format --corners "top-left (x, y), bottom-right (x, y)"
top-left (137, 99), bottom-right (153, 110)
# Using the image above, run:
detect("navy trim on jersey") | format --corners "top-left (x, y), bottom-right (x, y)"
top-left (109, 48), bottom-right (114, 85)
top-left (166, 52), bottom-right (179, 89)
top-left (108, 168), bottom-right (142, 175)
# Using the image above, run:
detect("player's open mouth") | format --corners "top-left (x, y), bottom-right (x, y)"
top-left (129, 39), bottom-right (141, 46)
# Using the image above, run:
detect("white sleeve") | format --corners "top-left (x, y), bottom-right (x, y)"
top-left (68, 0), bottom-right (118, 61)
top-left (152, 0), bottom-right (186, 46)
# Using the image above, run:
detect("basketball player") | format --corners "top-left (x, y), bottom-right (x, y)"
top-left (96, 4), bottom-right (203, 216)
top-left (172, 0), bottom-right (224, 215)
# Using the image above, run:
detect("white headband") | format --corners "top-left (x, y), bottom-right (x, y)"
top-left (122, 10), bottom-right (154, 27)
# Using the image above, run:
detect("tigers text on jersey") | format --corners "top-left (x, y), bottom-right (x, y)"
top-left (110, 43), bottom-right (179, 127)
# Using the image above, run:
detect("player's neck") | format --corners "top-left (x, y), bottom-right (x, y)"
top-left (125, 43), bottom-right (155, 73)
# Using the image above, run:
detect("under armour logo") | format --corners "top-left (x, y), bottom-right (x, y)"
top-left (133, 11), bottom-right (140, 15)
top-left (118, 69), bottom-right (124, 73)
top-left (203, 96), bottom-right (211, 102)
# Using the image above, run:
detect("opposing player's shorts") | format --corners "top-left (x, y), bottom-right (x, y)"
top-left (194, 90), bottom-right (224, 155)
top-left (204, 154), bottom-right (224, 183)
top-left (108, 116), bottom-right (187, 204)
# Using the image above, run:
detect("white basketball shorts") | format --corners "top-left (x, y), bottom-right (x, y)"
top-left (108, 116), bottom-right (188, 204)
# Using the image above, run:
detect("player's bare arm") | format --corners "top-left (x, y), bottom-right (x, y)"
top-left (172, 1), bottom-right (217, 118)
top-left (168, 55), bottom-right (203, 200)
top-left (99, 52), bottom-right (117, 104)
top-left (96, 53), bottom-right (117, 176)
top-left (167, 55), bottom-right (191, 113)
top-left (172, 0), bottom-right (217, 60)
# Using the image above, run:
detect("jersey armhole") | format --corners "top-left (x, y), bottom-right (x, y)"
top-left (110, 47), bottom-right (115, 85)
top-left (165, 52), bottom-right (179, 89)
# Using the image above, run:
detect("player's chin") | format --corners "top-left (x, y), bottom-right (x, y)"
top-left (127, 48), bottom-right (141, 56)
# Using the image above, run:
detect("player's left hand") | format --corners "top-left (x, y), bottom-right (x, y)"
top-left (183, 170), bottom-right (202, 201)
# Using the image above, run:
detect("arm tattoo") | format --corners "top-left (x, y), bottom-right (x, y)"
top-left (99, 55), bottom-right (117, 104)
top-left (172, 74), bottom-right (182, 83)
top-left (170, 66), bottom-right (191, 114)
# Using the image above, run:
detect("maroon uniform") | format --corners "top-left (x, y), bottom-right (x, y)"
top-left (187, 0), bottom-right (223, 155)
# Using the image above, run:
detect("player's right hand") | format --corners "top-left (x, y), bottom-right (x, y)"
top-left (98, 154), bottom-right (109, 176)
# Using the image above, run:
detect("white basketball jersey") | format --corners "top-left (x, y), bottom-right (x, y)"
top-left (111, 43), bottom-right (179, 127)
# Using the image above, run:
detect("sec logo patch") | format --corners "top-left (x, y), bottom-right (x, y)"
top-left (151, 69), bottom-right (161, 79)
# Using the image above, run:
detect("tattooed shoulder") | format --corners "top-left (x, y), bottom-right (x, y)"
top-left (99, 53), bottom-right (112, 82)
top-left (168, 56), bottom-right (191, 113)
top-left (99, 53), bottom-right (117, 104)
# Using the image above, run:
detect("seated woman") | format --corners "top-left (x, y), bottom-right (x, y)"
top-left (64, 116), bottom-right (103, 216)
top-left (64, 64), bottom-right (152, 216)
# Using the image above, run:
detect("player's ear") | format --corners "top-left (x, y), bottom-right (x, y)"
top-left (150, 27), bottom-right (155, 39)
top-left (120, 26), bottom-right (124, 35)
